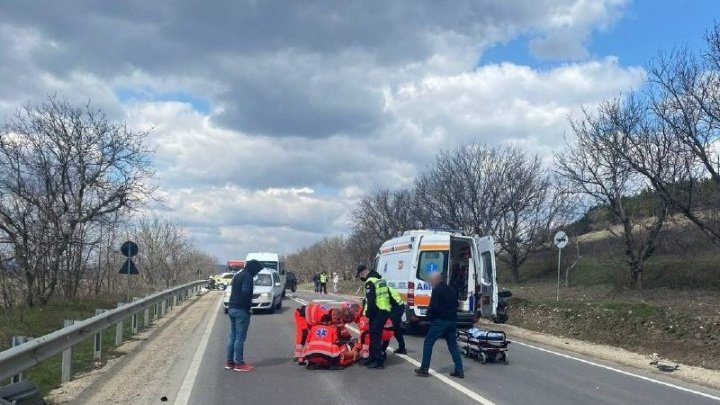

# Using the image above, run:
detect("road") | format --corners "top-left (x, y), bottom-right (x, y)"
top-left (177, 290), bottom-right (720, 405)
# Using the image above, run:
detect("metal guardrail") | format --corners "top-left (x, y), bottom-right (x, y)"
top-left (0, 280), bottom-right (206, 383)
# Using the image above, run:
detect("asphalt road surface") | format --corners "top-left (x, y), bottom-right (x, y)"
top-left (178, 290), bottom-right (720, 405)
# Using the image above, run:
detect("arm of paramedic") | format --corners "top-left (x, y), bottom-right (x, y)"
top-left (365, 281), bottom-right (378, 316)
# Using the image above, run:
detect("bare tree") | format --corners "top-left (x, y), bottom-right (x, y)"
top-left (615, 25), bottom-right (720, 245)
top-left (0, 96), bottom-right (155, 306)
top-left (414, 143), bottom-right (513, 236)
top-left (350, 188), bottom-right (420, 264)
top-left (496, 151), bottom-right (576, 282)
top-left (555, 98), bottom-right (669, 289)
top-left (285, 236), bottom-right (354, 282)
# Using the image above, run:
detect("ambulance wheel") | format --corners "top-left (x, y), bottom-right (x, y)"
top-left (224, 308), bottom-right (228, 314)
top-left (479, 353), bottom-right (488, 364)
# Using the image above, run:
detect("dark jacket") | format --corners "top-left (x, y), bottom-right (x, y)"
top-left (228, 260), bottom-right (263, 310)
top-left (427, 283), bottom-right (458, 322)
top-left (363, 271), bottom-right (389, 318)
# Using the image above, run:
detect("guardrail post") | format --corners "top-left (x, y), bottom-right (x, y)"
top-left (61, 320), bottom-right (74, 383)
top-left (10, 336), bottom-right (31, 384)
top-left (115, 302), bottom-right (124, 345)
top-left (144, 306), bottom-right (151, 327)
top-left (173, 294), bottom-right (178, 308)
top-left (161, 299), bottom-right (167, 316)
top-left (94, 310), bottom-right (106, 361)
top-left (131, 297), bottom-right (140, 334)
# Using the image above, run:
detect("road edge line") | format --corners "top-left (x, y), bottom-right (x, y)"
top-left (173, 294), bottom-right (222, 405)
top-left (288, 295), bottom-right (497, 405)
top-left (512, 340), bottom-right (720, 402)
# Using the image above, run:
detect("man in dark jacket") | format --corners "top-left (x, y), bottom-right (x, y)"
top-left (414, 271), bottom-right (464, 378)
top-left (226, 259), bottom-right (263, 372)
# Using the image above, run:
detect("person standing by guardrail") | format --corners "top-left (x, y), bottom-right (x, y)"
top-left (226, 259), bottom-right (263, 372)
top-left (414, 270), bottom-right (464, 379)
top-left (319, 271), bottom-right (328, 294)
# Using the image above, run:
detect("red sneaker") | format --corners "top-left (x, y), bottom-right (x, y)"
top-left (224, 361), bottom-right (235, 370)
top-left (234, 363), bottom-right (255, 372)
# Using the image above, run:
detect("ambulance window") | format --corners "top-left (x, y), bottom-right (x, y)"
top-left (482, 251), bottom-right (493, 282)
top-left (416, 251), bottom-right (448, 281)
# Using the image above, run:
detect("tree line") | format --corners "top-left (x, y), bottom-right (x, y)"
top-left (288, 23), bottom-right (720, 290)
top-left (0, 97), bottom-right (215, 308)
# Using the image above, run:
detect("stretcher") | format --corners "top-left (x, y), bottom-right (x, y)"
top-left (457, 328), bottom-right (509, 364)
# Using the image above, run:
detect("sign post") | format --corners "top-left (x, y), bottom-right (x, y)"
top-left (553, 231), bottom-right (568, 302)
top-left (119, 241), bottom-right (140, 301)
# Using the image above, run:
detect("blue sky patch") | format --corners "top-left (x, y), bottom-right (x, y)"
top-left (115, 87), bottom-right (211, 114)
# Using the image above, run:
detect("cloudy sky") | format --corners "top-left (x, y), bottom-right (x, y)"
top-left (0, 0), bottom-right (717, 262)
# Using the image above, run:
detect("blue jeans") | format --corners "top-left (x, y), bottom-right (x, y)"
top-left (227, 308), bottom-right (251, 364)
top-left (420, 320), bottom-right (463, 372)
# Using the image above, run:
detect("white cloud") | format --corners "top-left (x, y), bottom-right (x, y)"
top-left (0, 0), bottom-right (644, 260)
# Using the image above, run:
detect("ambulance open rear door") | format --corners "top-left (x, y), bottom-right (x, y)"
top-left (476, 236), bottom-right (498, 318)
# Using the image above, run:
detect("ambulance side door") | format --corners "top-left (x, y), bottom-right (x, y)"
top-left (476, 236), bottom-right (498, 317)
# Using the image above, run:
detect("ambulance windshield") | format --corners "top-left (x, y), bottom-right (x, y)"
top-left (416, 251), bottom-right (448, 281)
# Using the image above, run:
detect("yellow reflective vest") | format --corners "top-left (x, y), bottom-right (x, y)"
top-left (364, 277), bottom-right (391, 315)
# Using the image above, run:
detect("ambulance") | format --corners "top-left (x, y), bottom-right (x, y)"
top-left (373, 229), bottom-right (497, 329)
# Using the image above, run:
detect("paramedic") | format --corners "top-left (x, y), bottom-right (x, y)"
top-left (356, 264), bottom-right (391, 369)
top-left (389, 286), bottom-right (407, 354)
top-left (414, 270), bottom-right (464, 379)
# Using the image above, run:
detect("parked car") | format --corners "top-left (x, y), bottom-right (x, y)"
top-left (222, 269), bottom-right (283, 314)
top-left (285, 271), bottom-right (297, 292)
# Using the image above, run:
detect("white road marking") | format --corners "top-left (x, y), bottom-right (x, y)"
top-left (173, 295), bottom-right (222, 405)
top-left (512, 341), bottom-right (720, 402)
top-left (288, 295), bottom-right (497, 405)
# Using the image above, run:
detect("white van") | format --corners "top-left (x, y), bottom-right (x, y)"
top-left (245, 252), bottom-right (286, 297)
top-left (374, 229), bottom-right (497, 329)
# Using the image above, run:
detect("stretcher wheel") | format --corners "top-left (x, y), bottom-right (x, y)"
top-left (479, 352), bottom-right (488, 364)
top-left (463, 347), bottom-right (471, 358)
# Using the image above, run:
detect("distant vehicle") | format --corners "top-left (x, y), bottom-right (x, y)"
top-left (216, 272), bottom-right (235, 290)
top-left (285, 271), bottom-right (297, 292)
top-left (222, 269), bottom-right (283, 314)
top-left (245, 252), bottom-right (286, 297)
top-left (227, 259), bottom-right (245, 272)
top-left (374, 229), bottom-right (498, 331)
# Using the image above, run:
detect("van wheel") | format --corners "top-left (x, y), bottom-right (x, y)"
top-left (275, 298), bottom-right (283, 310)
top-left (267, 304), bottom-right (275, 314)
top-left (291, 285), bottom-right (297, 293)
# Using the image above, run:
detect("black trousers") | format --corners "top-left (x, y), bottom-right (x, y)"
top-left (369, 310), bottom-right (390, 363)
top-left (390, 305), bottom-right (406, 350)
top-left (320, 283), bottom-right (327, 294)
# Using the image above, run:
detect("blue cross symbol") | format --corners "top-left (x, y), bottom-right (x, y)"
top-left (315, 328), bottom-right (328, 338)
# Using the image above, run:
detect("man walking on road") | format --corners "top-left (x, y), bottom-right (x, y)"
top-left (415, 271), bottom-right (464, 378)
top-left (356, 264), bottom-right (391, 369)
top-left (226, 259), bottom-right (263, 372)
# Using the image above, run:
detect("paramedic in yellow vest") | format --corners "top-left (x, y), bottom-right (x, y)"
top-left (356, 264), bottom-right (391, 369)
top-left (389, 285), bottom-right (407, 354)
top-left (319, 271), bottom-right (328, 294)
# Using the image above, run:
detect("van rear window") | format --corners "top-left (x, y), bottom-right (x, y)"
top-left (416, 251), bottom-right (448, 281)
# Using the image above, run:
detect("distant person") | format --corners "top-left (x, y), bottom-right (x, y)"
top-left (414, 271), bottom-right (463, 379)
top-left (332, 272), bottom-right (340, 293)
top-left (319, 271), bottom-right (328, 294)
top-left (313, 273), bottom-right (321, 293)
top-left (226, 259), bottom-right (263, 372)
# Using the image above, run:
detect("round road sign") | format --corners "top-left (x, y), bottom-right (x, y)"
top-left (553, 231), bottom-right (568, 249)
top-left (121, 241), bottom-right (139, 258)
